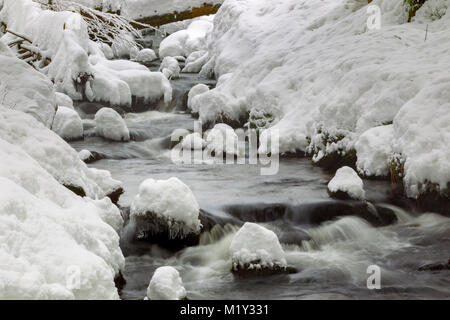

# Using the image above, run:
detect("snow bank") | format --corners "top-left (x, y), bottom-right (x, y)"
top-left (159, 56), bottom-right (180, 79)
top-left (196, 0), bottom-right (450, 198)
top-left (230, 222), bottom-right (287, 272)
top-left (94, 107), bottom-right (130, 142)
top-left (355, 125), bottom-right (394, 177)
top-left (0, 54), bottom-right (56, 128)
top-left (130, 177), bottom-right (202, 240)
top-left (147, 266), bottom-right (187, 300)
top-left (0, 0), bottom-right (172, 109)
top-left (159, 16), bottom-right (214, 58)
top-left (134, 48), bottom-right (157, 63)
top-left (0, 106), bottom-right (122, 199)
top-left (0, 131), bottom-right (124, 299)
top-left (52, 106), bottom-right (84, 141)
top-left (328, 166), bottom-right (366, 201)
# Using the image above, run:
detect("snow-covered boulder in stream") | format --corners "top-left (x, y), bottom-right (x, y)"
top-left (52, 107), bottom-right (84, 141)
top-left (181, 132), bottom-right (207, 150)
top-left (230, 222), bottom-right (292, 276)
top-left (147, 266), bottom-right (187, 300)
top-left (0, 106), bottom-right (122, 200)
top-left (94, 107), bottom-right (130, 142)
top-left (328, 166), bottom-right (366, 201)
top-left (130, 177), bottom-right (202, 246)
top-left (0, 127), bottom-right (124, 299)
top-left (159, 56), bottom-right (180, 79)
top-left (205, 123), bottom-right (242, 157)
top-left (135, 48), bottom-right (157, 63)
top-left (187, 83), bottom-right (209, 114)
top-left (55, 92), bottom-right (74, 109)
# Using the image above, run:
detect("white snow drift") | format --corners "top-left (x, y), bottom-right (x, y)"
top-left (94, 107), bottom-right (130, 142)
top-left (147, 266), bottom-right (187, 300)
top-left (230, 222), bottom-right (287, 271)
top-left (328, 166), bottom-right (366, 200)
top-left (130, 177), bottom-right (202, 239)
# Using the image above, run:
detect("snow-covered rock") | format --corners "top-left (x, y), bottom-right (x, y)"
top-left (328, 166), bottom-right (366, 201)
top-left (187, 83), bottom-right (209, 113)
top-left (159, 16), bottom-right (214, 58)
top-left (205, 123), bottom-right (242, 156)
top-left (79, 149), bottom-right (93, 162)
top-left (55, 92), bottom-right (74, 109)
top-left (147, 266), bottom-right (187, 300)
top-left (230, 222), bottom-right (288, 274)
top-left (159, 56), bottom-right (180, 79)
top-left (355, 125), bottom-right (394, 177)
top-left (0, 106), bottom-right (122, 200)
top-left (135, 48), bottom-right (157, 63)
top-left (0, 127), bottom-right (124, 299)
top-left (52, 106), bottom-right (84, 141)
top-left (0, 54), bottom-right (56, 128)
top-left (182, 50), bottom-right (209, 73)
top-left (130, 177), bottom-right (202, 240)
top-left (94, 107), bottom-right (130, 142)
top-left (181, 132), bottom-right (206, 150)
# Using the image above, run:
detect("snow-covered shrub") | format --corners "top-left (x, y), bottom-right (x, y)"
top-left (135, 48), bottom-right (157, 63)
top-left (0, 106), bottom-right (122, 199)
top-left (130, 177), bottom-right (202, 241)
top-left (187, 83), bottom-right (209, 114)
top-left (0, 54), bottom-right (56, 128)
top-left (159, 56), bottom-right (180, 79)
top-left (355, 125), bottom-right (394, 177)
top-left (328, 166), bottom-right (366, 201)
top-left (159, 16), bottom-right (214, 58)
top-left (147, 266), bottom-right (187, 300)
top-left (52, 106), bottom-right (84, 141)
top-left (94, 107), bottom-right (130, 142)
top-left (230, 222), bottom-right (289, 275)
top-left (0, 128), bottom-right (124, 299)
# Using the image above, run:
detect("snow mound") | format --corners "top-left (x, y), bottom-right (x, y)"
top-left (55, 92), bottom-right (74, 109)
top-left (355, 125), bottom-right (394, 177)
top-left (135, 48), bottom-right (157, 63)
top-left (328, 166), bottom-right (366, 200)
top-left (0, 55), bottom-right (56, 128)
top-left (181, 132), bottom-right (206, 150)
top-left (159, 16), bottom-right (214, 58)
top-left (187, 83), bottom-right (209, 113)
top-left (0, 137), bottom-right (124, 299)
top-left (205, 123), bottom-right (242, 156)
top-left (147, 266), bottom-right (187, 300)
top-left (0, 106), bottom-right (122, 199)
top-left (230, 222), bottom-right (287, 272)
top-left (159, 56), bottom-right (180, 79)
top-left (130, 177), bottom-right (202, 240)
top-left (95, 107), bottom-right (130, 142)
top-left (52, 106), bottom-right (84, 141)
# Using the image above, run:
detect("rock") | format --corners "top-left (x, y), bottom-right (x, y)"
top-left (418, 260), bottom-right (450, 272)
top-left (52, 106), bottom-right (84, 141)
top-left (328, 166), bottom-right (366, 200)
top-left (78, 149), bottom-right (105, 164)
top-left (107, 187), bottom-right (124, 206)
top-left (94, 107), bottom-right (130, 142)
top-left (147, 266), bottom-right (187, 300)
top-left (135, 49), bottom-right (157, 63)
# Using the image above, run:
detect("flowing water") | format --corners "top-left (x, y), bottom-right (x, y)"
top-left (70, 55), bottom-right (450, 300)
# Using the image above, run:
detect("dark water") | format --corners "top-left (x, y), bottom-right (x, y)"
top-left (70, 58), bottom-right (450, 300)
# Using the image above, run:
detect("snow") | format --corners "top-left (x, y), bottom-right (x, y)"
top-left (159, 16), bottom-right (214, 58)
top-left (0, 106), bottom-right (122, 200)
top-left (52, 106), bottom-right (84, 141)
top-left (328, 166), bottom-right (366, 201)
top-left (230, 222), bottom-right (287, 271)
top-left (94, 107), bottom-right (130, 142)
top-left (355, 125), bottom-right (394, 177)
top-left (134, 48), bottom-right (157, 63)
top-left (159, 56), bottom-right (180, 79)
top-left (130, 177), bottom-right (202, 239)
top-left (0, 126), bottom-right (124, 299)
top-left (205, 123), bottom-right (242, 156)
top-left (182, 50), bottom-right (209, 73)
top-left (0, 54), bottom-right (56, 128)
top-left (181, 132), bottom-right (206, 150)
top-left (147, 266), bottom-right (187, 300)
top-left (187, 83), bottom-right (209, 113)
top-left (193, 0), bottom-right (450, 198)
top-left (55, 92), bottom-right (74, 109)
top-left (79, 149), bottom-right (93, 162)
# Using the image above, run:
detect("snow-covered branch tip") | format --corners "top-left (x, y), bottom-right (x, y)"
top-left (34, 0), bottom-right (159, 51)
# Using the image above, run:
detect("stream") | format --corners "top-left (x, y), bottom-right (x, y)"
top-left (69, 43), bottom-right (450, 300)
